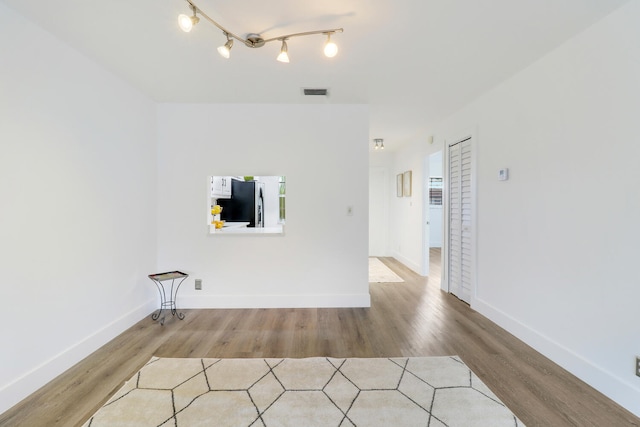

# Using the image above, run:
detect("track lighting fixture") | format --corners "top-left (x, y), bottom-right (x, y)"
top-left (217, 34), bottom-right (233, 59)
top-left (324, 33), bottom-right (338, 58)
top-left (178, 4), bottom-right (199, 33)
top-left (374, 138), bottom-right (385, 150)
top-left (277, 40), bottom-right (290, 63)
top-left (179, 0), bottom-right (343, 63)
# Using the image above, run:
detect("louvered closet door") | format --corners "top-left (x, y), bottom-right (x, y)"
top-left (448, 138), bottom-right (472, 303)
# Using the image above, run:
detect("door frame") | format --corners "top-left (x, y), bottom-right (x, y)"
top-left (442, 129), bottom-right (478, 305)
top-left (421, 154), bottom-right (430, 276)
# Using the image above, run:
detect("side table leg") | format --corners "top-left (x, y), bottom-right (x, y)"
top-left (151, 279), bottom-right (167, 323)
top-left (171, 276), bottom-right (188, 320)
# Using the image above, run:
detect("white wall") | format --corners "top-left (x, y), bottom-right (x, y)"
top-left (0, 3), bottom-right (157, 413)
top-left (431, 1), bottom-right (640, 416)
top-left (369, 153), bottom-right (392, 257)
top-left (368, 166), bottom-right (389, 256)
top-left (156, 104), bottom-right (370, 308)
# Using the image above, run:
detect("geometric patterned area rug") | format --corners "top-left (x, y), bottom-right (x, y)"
top-left (369, 257), bottom-right (404, 283)
top-left (83, 356), bottom-right (525, 427)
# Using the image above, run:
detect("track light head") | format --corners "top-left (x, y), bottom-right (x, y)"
top-left (277, 40), bottom-right (290, 63)
top-left (217, 36), bottom-right (233, 59)
top-left (324, 33), bottom-right (338, 58)
top-left (178, 5), bottom-right (199, 32)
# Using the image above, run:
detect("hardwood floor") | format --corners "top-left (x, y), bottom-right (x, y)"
top-left (1, 249), bottom-right (638, 426)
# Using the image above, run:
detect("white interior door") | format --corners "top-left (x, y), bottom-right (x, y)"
top-left (447, 137), bottom-right (473, 303)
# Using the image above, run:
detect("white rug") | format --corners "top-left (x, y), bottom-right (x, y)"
top-left (369, 257), bottom-right (404, 283)
top-left (83, 356), bottom-right (524, 427)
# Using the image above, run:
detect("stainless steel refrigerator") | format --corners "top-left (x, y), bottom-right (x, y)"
top-left (217, 179), bottom-right (264, 227)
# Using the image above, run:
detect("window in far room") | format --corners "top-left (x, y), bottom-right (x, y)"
top-left (429, 177), bottom-right (443, 205)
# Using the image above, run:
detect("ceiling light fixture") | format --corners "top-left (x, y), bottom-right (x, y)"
top-left (179, 0), bottom-right (343, 62)
top-left (217, 34), bottom-right (233, 59)
top-left (178, 4), bottom-right (200, 33)
top-left (277, 40), bottom-right (290, 63)
top-left (374, 138), bottom-right (384, 150)
top-left (324, 33), bottom-right (338, 58)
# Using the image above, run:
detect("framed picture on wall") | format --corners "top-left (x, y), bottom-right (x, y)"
top-left (396, 174), bottom-right (403, 197)
top-left (403, 170), bottom-right (412, 197)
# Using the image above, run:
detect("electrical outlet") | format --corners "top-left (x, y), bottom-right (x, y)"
top-left (195, 279), bottom-right (202, 290)
top-left (636, 357), bottom-right (640, 377)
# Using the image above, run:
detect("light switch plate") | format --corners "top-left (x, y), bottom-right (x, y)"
top-left (498, 168), bottom-right (509, 181)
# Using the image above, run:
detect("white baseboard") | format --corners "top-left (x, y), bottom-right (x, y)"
top-left (472, 297), bottom-right (640, 418)
top-left (179, 293), bottom-right (371, 309)
top-left (0, 299), bottom-right (156, 415)
top-left (391, 251), bottom-right (423, 276)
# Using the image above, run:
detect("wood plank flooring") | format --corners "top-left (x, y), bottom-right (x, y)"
top-left (1, 250), bottom-right (638, 426)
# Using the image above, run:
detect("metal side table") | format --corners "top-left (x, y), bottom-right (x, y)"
top-left (148, 271), bottom-right (188, 325)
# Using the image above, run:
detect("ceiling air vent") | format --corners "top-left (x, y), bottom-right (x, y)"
top-left (303, 88), bottom-right (329, 96)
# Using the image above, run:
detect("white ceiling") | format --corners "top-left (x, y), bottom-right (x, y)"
top-left (1, 0), bottom-right (629, 151)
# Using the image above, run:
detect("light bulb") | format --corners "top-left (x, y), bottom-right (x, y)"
top-left (277, 40), bottom-right (290, 63)
top-left (178, 14), bottom-right (193, 32)
top-left (324, 42), bottom-right (338, 57)
top-left (277, 51), bottom-right (290, 63)
top-left (324, 34), bottom-right (338, 58)
top-left (217, 46), bottom-right (230, 59)
top-left (217, 39), bottom-right (233, 59)
top-left (178, 12), bottom-right (199, 33)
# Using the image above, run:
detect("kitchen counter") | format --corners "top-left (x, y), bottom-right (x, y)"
top-left (222, 222), bottom-right (251, 229)
top-left (209, 223), bottom-right (284, 234)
